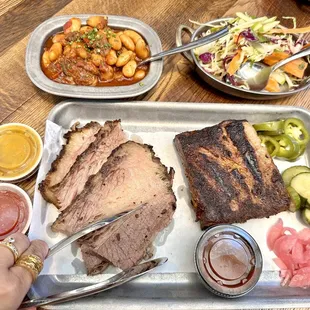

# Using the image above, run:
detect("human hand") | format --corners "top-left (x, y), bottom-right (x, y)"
top-left (0, 232), bottom-right (48, 310)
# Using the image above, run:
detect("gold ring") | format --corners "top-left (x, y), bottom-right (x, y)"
top-left (15, 254), bottom-right (44, 283)
top-left (0, 237), bottom-right (19, 262)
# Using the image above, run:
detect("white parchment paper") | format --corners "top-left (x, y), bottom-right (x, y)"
top-left (29, 120), bottom-right (309, 275)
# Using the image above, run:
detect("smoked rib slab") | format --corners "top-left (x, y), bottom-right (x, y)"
top-left (174, 120), bottom-right (292, 229)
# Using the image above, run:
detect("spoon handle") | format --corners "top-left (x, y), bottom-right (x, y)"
top-left (273, 47), bottom-right (310, 71)
top-left (139, 26), bottom-right (229, 66)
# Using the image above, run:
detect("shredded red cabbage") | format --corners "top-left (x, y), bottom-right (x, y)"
top-left (225, 74), bottom-right (237, 86)
top-left (222, 55), bottom-right (233, 70)
top-left (224, 74), bottom-right (244, 87)
top-left (199, 52), bottom-right (213, 64)
top-left (295, 39), bottom-right (307, 46)
top-left (239, 28), bottom-right (257, 42)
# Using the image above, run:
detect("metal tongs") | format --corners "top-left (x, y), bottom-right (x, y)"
top-left (21, 257), bottom-right (167, 308)
top-left (20, 206), bottom-right (168, 308)
top-left (47, 207), bottom-right (142, 258)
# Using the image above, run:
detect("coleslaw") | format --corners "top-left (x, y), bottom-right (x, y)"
top-left (193, 12), bottom-right (310, 92)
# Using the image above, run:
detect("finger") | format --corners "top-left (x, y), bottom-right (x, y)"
top-left (0, 232), bottom-right (30, 268)
top-left (11, 240), bottom-right (48, 288)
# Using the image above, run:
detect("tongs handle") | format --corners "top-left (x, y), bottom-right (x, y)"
top-left (48, 209), bottom-right (133, 258)
top-left (20, 257), bottom-right (168, 308)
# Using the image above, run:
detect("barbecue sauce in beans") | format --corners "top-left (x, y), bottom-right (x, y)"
top-left (41, 28), bottom-right (150, 87)
top-left (0, 190), bottom-right (28, 240)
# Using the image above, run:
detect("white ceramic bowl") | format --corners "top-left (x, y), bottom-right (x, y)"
top-left (0, 183), bottom-right (33, 234)
top-left (0, 123), bottom-right (43, 183)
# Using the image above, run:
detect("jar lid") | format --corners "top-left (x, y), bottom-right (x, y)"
top-left (195, 225), bottom-right (263, 298)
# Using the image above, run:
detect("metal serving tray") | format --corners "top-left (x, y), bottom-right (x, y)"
top-left (30, 101), bottom-right (310, 309)
top-left (25, 15), bottom-right (163, 99)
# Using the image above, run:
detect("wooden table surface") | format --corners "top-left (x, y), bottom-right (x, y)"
top-left (0, 0), bottom-right (309, 308)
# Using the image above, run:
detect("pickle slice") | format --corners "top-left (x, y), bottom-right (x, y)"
top-left (286, 186), bottom-right (301, 212)
top-left (282, 165), bottom-right (310, 186)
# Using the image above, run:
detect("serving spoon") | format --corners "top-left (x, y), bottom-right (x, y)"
top-left (138, 26), bottom-right (229, 66)
top-left (237, 47), bottom-right (310, 91)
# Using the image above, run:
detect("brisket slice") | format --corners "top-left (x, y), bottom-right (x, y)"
top-left (39, 121), bottom-right (101, 203)
top-left (81, 249), bottom-right (109, 275)
top-left (174, 120), bottom-right (292, 229)
top-left (80, 199), bottom-right (175, 275)
top-left (52, 141), bottom-right (176, 236)
top-left (48, 120), bottom-right (126, 211)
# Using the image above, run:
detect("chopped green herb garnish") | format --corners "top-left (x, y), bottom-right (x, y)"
top-left (87, 28), bottom-right (99, 41)
top-left (299, 63), bottom-right (306, 70)
top-left (139, 82), bottom-right (144, 86)
top-left (103, 43), bottom-right (112, 49)
top-left (105, 30), bottom-right (112, 38)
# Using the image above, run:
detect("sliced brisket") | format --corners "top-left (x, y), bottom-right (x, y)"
top-left (80, 199), bottom-right (175, 275)
top-left (81, 249), bottom-right (109, 275)
top-left (52, 141), bottom-right (176, 235)
top-left (48, 120), bottom-right (126, 211)
top-left (39, 121), bottom-right (101, 203)
top-left (174, 120), bottom-right (292, 229)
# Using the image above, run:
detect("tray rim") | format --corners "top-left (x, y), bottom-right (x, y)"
top-left (47, 100), bottom-right (310, 123)
top-left (25, 14), bottom-right (163, 99)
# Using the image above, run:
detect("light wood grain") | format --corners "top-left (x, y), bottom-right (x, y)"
top-left (0, 0), bottom-right (72, 55)
top-left (0, 0), bottom-right (309, 308)
top-left (0, 0), bottom-right (23, 16)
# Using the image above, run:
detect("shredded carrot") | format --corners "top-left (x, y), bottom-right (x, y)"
top-left (227, 49), bottom-right (243, 75)
top-left (263, 51), bottom-right (308, 78)
top-left (269, 26), bottom-right (310, 34)
top-left (265, 77), bottom-right (281, 92)
top-left (302, 43), bottom-right (310, 50)
top-left (263, 52), bottom-right (289, 66)
top-left (284, 59), bottom-right (308, 79)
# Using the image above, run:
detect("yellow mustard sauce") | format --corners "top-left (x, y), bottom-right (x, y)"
top-left (0, 125), bottom-right (41, 179)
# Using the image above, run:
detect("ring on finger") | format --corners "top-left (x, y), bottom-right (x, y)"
top-left (0, 237), bottom-right (19, 262)
top-left (15, 254), bottom-right (44, 283)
